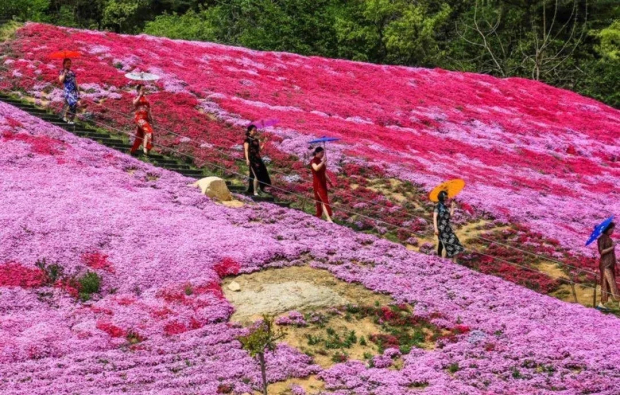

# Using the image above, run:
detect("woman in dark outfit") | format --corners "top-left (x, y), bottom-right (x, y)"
top-left (598, 222), bottom-right (618, 308)
top-left (433, 190), bottom-right (464, 262)
top-left (244, 125), bottom-right (271, 196)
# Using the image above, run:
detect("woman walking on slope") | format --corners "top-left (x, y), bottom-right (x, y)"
top-left (58, 58), bottom-right (80, 125)
top-left (310, 147), bottom-right (334, 223)
top-left (433, 190), bottom-right (464, 262)
top-left (244, 125), bottom-right (271, 196)
top-left (130, 84), bottom-right (155, 155)
top-left (598, 222), bottom-right (618, 309)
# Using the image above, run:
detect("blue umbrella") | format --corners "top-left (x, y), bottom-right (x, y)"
top-left (308, 136), bottom-right (341, 145)
top-left (585, 215), bottom-right (614, 246)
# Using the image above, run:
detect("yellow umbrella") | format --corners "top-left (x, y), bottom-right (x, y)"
top-left (429, 179), bottom-right (465, 202)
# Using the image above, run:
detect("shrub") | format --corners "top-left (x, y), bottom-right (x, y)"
top-left (78, 271), bottom-right (101, 301)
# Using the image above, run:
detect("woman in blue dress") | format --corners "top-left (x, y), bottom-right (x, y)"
top-left (58, 58), bottom-right (80, 124)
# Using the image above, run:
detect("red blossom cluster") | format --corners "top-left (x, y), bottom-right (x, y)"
top-left (0, 262), bottom-right (46, 288)
top-left (1, 132), bottom-right (64, 155)
top-left (82, 252), bottom-right (115, 273)
top-left (96, 321), bottom-right (125, 338)
top-left (213, 257), bottom-right (241, 278)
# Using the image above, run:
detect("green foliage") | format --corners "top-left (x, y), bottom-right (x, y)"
top-left (144, 8), bottom-right (218, 41)
top-left (36, 258), bottom-right (64, 284)
top-left (596, 20), bottom-right (620, 60)
top-left (238, 315), bottom-right (285, 358)
top-left (331, 350), bottom-right (348, 363)
top-left (0, 0), bottom-right (50, 22)
top-left (102, 0), bottom-right (144, 32)
top-left (78, 271), bottom-right (101, 301)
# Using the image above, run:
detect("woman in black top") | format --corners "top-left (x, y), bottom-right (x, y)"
top-left (244, 125), bottom-right (271, 196)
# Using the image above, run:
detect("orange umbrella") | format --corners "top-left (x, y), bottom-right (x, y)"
top-left (429, 179), bottom-right (465, 202)
top-left (48, 51), bottom-right (81, 59)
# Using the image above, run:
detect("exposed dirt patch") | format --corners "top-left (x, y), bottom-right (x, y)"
top-left (220, 199), bottom-right (245, 208)
top-left (282, 315), bottom-right (383, 369)
top-left (223, 266), bottom-right (392, 324)
top-left (367, 178), bottom-right (408, 204)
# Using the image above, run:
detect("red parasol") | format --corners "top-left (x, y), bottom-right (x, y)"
top-left (48, 51), bottom-right (81, 60)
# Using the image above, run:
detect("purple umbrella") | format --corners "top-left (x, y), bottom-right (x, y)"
top-left (251, 119), bottom-right (279, 129)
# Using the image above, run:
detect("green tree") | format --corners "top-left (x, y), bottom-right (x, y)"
top-left (102, 0), bottom-right (149, 32)
top-left (237, 316), bottom-right (286, 395)
top-left (334, 0), bottom-right (453, 65)
top-left (144, 8), bottom-right (218, 41)
top-left (596, 19), bottom-right (620, 60)
top-left (0, 0), bottom-right (50, 22)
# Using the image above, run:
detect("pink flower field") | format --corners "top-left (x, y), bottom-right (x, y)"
top-left (1, 98), bottom-right (620, 393)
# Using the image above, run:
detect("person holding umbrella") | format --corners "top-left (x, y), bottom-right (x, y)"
top-left (310, 146), bottom-right (334, 223)
top-left (598, 222), bottom-right (618, 308)
top-left (130, 84), bottom-right (155, 155)
top-left (244, 124), bottom-right (271, 196)
top-left (58, 58), bottom-right (80, 125)
top-left (432, 190), bottom-right (464, 261)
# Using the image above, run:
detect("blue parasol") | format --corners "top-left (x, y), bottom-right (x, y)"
top-left (585, 215), bottom-right (614, 246)
top-left (308, 136), bottom-right (341, 145)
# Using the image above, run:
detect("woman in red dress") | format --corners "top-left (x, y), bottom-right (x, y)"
top-left (130, 84), bottom-right (154, 155)
top-left (310, 147), bottom-right (334, 223)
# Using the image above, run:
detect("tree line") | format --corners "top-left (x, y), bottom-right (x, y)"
top-left (1, 0), bottom-right (619, 107)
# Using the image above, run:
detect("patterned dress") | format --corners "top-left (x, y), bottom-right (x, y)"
top-left (435, 202), bottom-right (464, 258)
top-left (598, 234), bottom-right (618, 303)
top-left (60, 69), bottom-right (79, 115)
top-left (245, 137), bottom-right (271, 194)
top-left (130, 95), bottom-right (154, 153)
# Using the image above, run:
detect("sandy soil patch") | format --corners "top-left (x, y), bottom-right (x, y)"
top-left (223, 266), bottom-right (392, 324)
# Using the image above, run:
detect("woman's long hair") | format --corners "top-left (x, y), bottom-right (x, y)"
top-left (246, 124), bottom-right (257, 138)
top-left (438, 190), bottom-right (448, 204)
top-left (604, 221), bottom-right (616, 235)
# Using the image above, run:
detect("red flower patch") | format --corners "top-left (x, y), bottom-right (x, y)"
top-left (164, 321), bottom-right (188, 336)
top-left (370, 334), bottom-right (400, 348)
top-left (2, 132), bottom-right (64, 155)
top-left (193, 281), bottom-right (225, 300)
top-left (0, 262), bottom-right (46, 288)
top-left (5, 117), bottom-right (23, 128)
top-left (453, 325), bottom-right (471, 334)
top-left (213, 257), bottom-right (240, 278)
top-left (82, 252), bottom-right (115, 273)
top-left (96, 321), bottom-right (125, 338)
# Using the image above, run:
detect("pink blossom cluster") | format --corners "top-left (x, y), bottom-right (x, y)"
top-left (1, 102), bottom-right (620, 393)
top-left (275, 311), bottom-right (307, 327)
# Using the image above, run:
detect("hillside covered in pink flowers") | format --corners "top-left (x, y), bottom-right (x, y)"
top-left (0, 23), bottom-right (620, 394)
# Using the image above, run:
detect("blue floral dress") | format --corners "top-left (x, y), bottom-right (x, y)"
top-left (60, 69), bottom-right (79, 113)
